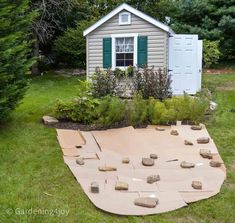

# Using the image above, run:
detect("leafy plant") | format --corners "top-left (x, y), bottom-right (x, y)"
top-left (133, 67), bottom-right (172, 100)
top-left (113, 68), bottom-right (125, 78)
top-left (128, 93), bottom-right (148, 126)
top-left (203, 40), bottom-right (221, 68)
top-left (96, 96), bottom-right (126, 126)
top-left (126, 65), bottom-right (134, 77)
top-left (91, 68), bottom-right (117, 97)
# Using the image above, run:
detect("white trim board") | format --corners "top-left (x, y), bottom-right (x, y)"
top-left (83, 3), bottom-right (174, 36)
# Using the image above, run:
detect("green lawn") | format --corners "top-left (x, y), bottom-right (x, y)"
top-left (0, 72), bottom-right (235, 223)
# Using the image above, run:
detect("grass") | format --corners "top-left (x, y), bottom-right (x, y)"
top-left (0, 71), bottom-right (235, 223)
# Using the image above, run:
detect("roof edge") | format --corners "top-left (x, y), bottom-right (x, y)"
top-left (83, 3), bottom-right (174, 36)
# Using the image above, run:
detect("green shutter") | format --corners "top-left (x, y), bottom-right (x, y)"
top-left (103, 38), bottom-right (112, 68)
top-left (137, 36), bottom-right (148, 67)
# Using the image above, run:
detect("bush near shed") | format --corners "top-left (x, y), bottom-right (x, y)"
top-left (54, 82), bottom-right (210, 127)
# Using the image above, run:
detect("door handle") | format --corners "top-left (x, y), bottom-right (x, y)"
top-left (168, 69), bottom-right (173, 72)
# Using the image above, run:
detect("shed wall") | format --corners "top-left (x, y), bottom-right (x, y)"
top-left (87, 10), bottom-right (168, 76)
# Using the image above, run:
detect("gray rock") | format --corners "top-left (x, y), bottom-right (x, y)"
top-left (155, 127), bottom-right (165, 131)
top-left (76, 158), bottom-right (84, 165)
top-left (115, 181), bottom-right (129, 190)
top-left (150, 154), bottom-right (158, 159)
top-left (180, 161), bottom-right (195, 168)
top-left (42, 115), bottom-right (58, 124)
top-left (98, 166), bottom-right (117, 171)
top-left (184, 140), bottom-right (193, 145)
top-left (200, 149), bottom-right (213, 159)
top-left (91, 181), bottom-right (99, 193)
top-left (134, 197), bottom-right (159, 208)
top-left (147, 174), bottom-right (160, 184)
top-left (122, 157), bottom-right (130, 164)
top-left (191, 125), bottom-right (202, 130)
top-left (142, 158), bottom-right (154, 166)
top-left (170, 130), bottom-right (179, 136)
top-left (192, 181), bottom-right (202, 190)
top-left (210, 160), bottom-right (222, 167)
top-left (197, 137), bottom-right (210, 144)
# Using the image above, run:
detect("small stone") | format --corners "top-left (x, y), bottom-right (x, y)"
top-left (191, 125), bottom-right (202, 130)
top-left (197, 137), bottom-right (210, 144)
top-left (147, 174), bottom-right (160, 184)
top-left (115, 181), bottom-right (129, 190)
top-left (122, 157), bottom-right (130, 164)
top-left (134, 197), bottom-right (159, 208)
top-left (42, 115), bottom-right (59, 124)
top-left (76, 157), bottom-right (84, 165)
top-left (200, 149), bottom-right (213, 159)
top-left (192, 181), bottom-right (202, 190)
top-left (155, 127), bottom-right (165, 131)
top-left (91, 181), bottom-right (99, 193)
top-left (150, 154), bottom-right (158, 159)
top-left (170, 130), bottom-right (179, 136)
top-left (180, 161), bottom-right (195, 168)
top-left (184, 140), bottom-right (193, 145)
top-left (210, 160), bottom-right (222, 167)
top-left (98, 166), bottom-right (117, 171)
top-left (142, 158), bottom-right (154, 166)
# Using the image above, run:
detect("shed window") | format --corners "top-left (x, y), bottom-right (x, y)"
top-left (115, 37), bottom-right (134, 66)
top-left (119, 12), bottom-right (131, 25)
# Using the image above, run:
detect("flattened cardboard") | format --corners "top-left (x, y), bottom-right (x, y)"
top-left (56, 129), bottom-right (85, 149)
top-left (57, 124), bottom-right (226, 216)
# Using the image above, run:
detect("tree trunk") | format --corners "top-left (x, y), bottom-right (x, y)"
top-left (32, 37), bottom-right (40, 75)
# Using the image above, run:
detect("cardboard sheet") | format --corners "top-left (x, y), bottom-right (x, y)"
top-left (56, 129), bottom-right (85, 149)
top-left (57, 124), bottom-right (226, 216)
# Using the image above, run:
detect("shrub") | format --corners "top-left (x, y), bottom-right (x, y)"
top-left (148, 99), bottom-right (167, 124)
top-left (91, 68), bottom-right (117, 97)
top-left (126, 65), bottom-right (134, 77)
top-left (203, 40), bottom-right (221, 68)
top-left (55, 80), bottom-right (99, 123)
top-left (96, 96), bottom-right (126, 127)
top-left (0, 1), bottom-right (35, 121)
top-left (133, 67), bottom-right (172, 100)
top-left (113, 68), bottom-right (125, 79)
top-left (53, 19), bottom-right (94, 68)
top-left (128, 93), bottom-right (148, 126)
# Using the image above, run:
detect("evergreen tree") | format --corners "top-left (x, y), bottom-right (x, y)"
top-left (0, 0), bottom-right (35, 120)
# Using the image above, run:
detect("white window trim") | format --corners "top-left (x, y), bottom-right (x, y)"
top-left (111, 33), bottom-right (138, 70)
top-left (119, 12), bottom-right (131, 25)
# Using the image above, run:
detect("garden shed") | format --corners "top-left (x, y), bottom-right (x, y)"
top-left (83, 3), bottom-right (203, 95)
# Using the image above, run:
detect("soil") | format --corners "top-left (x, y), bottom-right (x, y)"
top-left (44, 119), bottom-right (147, 131)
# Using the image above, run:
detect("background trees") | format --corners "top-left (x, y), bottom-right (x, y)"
top-left (48, 0), bottom-right (234, 69)
top-left (0, 0), bottom-right (35, 121)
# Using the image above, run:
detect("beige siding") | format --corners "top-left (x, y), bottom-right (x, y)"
top-left (87, 10), bottom-right (168, 76)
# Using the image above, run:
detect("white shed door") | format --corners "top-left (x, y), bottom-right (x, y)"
top-left (169, 34), bottom-right (199, 95)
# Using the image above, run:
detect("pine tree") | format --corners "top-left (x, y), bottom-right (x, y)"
top-left (0, 0), bottom-right (35, 120)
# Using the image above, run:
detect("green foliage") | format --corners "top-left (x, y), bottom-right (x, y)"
top-left (128, 93), bottom-right (148, 126)
top-left (113, 68), bottom-right (125, 78)
top-left (96, 95), bottom-right (126, 126)
top-left (203, 40), bottom-right (221, 68)
top-left (126, 65), bottom-right (134, 77)
top-left (171, 0), bottom-right (235, 59)
top-left (148, 98), bottom-right (168, 124)
top-left (53, 19), bottom-right (95, 68)
top-left (0, 1), bottom-right (35, 121)
top-left (133, 67), bottom-right (172, 100)
top-left (148, 94), bottom-right (209, 125)
top-left (55, 80), bottom-right (99, 123)
top-left (91, 68), bottom-right (117, 97)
